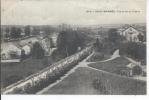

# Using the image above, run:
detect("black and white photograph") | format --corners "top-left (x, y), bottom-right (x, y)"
top-left (1, 0), bottom-right (147, 96)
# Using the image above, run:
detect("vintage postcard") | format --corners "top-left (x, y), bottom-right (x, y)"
top-left (1, 0), bottom-right (147, 95)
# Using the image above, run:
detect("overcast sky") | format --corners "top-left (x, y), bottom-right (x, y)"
top-left (1, 0), bottom-right (146, 25)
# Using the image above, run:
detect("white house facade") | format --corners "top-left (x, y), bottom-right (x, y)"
top-left (1, 43), bottom-right (22, 60)
top-left (119, 27), bottom-right (144, 42)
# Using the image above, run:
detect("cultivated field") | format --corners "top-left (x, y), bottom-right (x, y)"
top-left (42, 67), bottom-right (146, 95)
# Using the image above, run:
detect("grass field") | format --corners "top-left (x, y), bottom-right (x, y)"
top-left (1, 56), bottom-right (54, 88)
top-left (42, 67), bottom-right (146, 95)
top-left (88, 57), bottom-right (130, 75)
top-left (86, 52), bottom-right (111, 62)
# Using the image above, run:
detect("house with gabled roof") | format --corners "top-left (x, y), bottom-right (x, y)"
top-left (118, 26), bottom-right (144, 42)
top-left (1, 43), bottom-right (22, 60)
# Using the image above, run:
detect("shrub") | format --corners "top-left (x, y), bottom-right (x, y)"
top-left (119, 42), bottom-right (146, 61)
top-left (87, 52), bottom-right (104, 62)
top-left (12, 87), bottom-right (23, 94)
top-left (23, 83), bottom-right (32, 93)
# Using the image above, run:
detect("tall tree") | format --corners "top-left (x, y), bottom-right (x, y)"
top-left (5, 27), bottom-right (10, 38)
top-left (57, 31), bottom-right (68, 56)
top-left (93, 38), bottom-right (103, 52)
top-left (10, 27), bottom-right (21, 38)
top-left (108, 28), bottom-right (118, 43)
top-left (137, 34), bottom-right (144, 42)
top-left (31, 42), bottom-right (45, 59)
top-left (5, 27), bottom-right (10, 34)
top-left (57, 30), bottom-right (85, 57)
top-left (24, 25), bottom-right (31, 36)
top-left (32, 27), bottom-right (40, 35)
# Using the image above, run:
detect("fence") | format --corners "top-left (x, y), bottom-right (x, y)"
top-left (1, 47), bottom-right (92, 94)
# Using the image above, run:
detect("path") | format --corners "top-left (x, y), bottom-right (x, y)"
top-left (125, 56), bottom-right (145, 67)
top-left (124, 56), bottom-right (146, 81)
top-left (99, 49), bottom-right (120, 62)
top-left (36, 52), bottom-right (94, 94)
top-left (37, 50), bottom-right (119, 94)
top-left (37, 49), bottom-right (146, 94)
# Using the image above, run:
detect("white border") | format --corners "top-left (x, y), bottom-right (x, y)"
top-left (1, 0), bottom-right (149, 100)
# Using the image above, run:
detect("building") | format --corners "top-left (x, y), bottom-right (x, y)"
top-left (120, 63), bottom-right (142, 77)
top-left (1, 43), bottom-right (22, 60)
top-left (50, 32), bottom-right (59, 47)
top-left (119, 26), bottom-right (144, 42)
top-left (22, 45), bottom-right (31, 55)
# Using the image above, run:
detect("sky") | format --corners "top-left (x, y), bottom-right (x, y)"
top-left (1, 0), bottom-right (146, 25)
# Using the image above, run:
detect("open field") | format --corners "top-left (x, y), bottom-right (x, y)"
top-left (88, 57), bottom-right (130, 75)
top-left (86, 52), bottom-right (111, 62)
top-left (42, 67), bottom-right (146, 95)
top-left (1, 56), bottom-right (54, 88)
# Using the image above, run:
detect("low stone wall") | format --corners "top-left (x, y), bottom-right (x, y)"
top-left (1, 47), bottom-right (92, 94)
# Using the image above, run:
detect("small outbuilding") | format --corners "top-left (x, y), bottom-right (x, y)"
top-left (120, 63), bottom-right (142, 77)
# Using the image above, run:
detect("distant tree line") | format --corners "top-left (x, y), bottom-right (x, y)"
top-left (4, 26), bottom-right (31, 39)
top-left (3, 25), bottom-right (60, 39)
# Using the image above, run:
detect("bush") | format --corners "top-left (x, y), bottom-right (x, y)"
top-left (87, 52), bottom-right (104, 62)
top-left (23, 83), bottom-right (32, 93)
top-left (119, 42), bottom-right (146, 61)
top-left (5, 48), bottom-right (91, 94)
top-left (133, 66), bottom-right (142, 75)
top-left (12, 87), bottom-right (23, 94)
top-left (31, 42), bottom-right (45, 59)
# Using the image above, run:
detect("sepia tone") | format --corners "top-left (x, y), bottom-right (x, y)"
top-left (1, 0), bottom-right (146, 95)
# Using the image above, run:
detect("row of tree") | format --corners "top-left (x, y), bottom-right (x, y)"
top-left (4, 26), bottom-right (31, 39)
top-left (4, 25), bottom-right (60, 39)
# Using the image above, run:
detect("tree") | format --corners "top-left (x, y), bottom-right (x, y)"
top-left (10, 27), bottom-right (16, 38)
top-left (24, 25), bottom-right (31, 36)
top-left (108, 28), bottom-right (119, 43)
top-left (137, 34), bottom-right (144, 42)
top-left (5, 27), bottom-right (10, 34)
top-left (93, 38), bottom-right (103, 52)
top-left (32, 27), bottom-right (40, 35)
top-left (5, 27), bottom-right (10, 38)
top-left (20, 49), bottom-right (26, 61)
top-left (10, 27), bottom-right (21, 38)
top-left (31, 42), bottom-right (45, 59)
top-left (16, 28), bottom-right (22, 38)
top-left (57, 31), bottom-right (68, 56)
top-left (120, 42), bottom-right (146, 60)
top-left (56, 30), bottom-right (85, 57)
